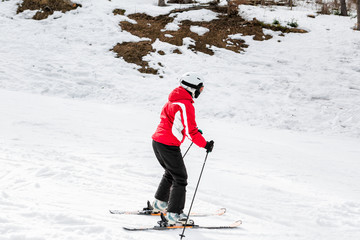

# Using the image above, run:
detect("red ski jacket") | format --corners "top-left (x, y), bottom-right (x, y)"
top-left (152, 86), bottom-right (207, 148)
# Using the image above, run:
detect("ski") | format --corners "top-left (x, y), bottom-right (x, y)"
top-left (109, 208), bottom-right (226, 217)
top-left (109, 201), bottom-right (226, 217)
top-left (123, 220), bottom-right (242, 231)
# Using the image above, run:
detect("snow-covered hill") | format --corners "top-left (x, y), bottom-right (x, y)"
top-left (1, 0), bottom-right (360, 137)
top-left (1, 0), bottom-right (360, 240)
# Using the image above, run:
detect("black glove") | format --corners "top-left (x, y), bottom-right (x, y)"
top-left (205, 140), bottom-right (214, 153)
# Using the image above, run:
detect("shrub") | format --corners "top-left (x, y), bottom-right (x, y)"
top-left (287, 19), bottom-right (299, 28)
top-left (272, 19), bottom-right (280, 25)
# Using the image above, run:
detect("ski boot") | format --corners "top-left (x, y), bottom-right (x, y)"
top-left (151, 199), bottom-right (168, 214)
top-left (165, 212), bottom-right (194, 226)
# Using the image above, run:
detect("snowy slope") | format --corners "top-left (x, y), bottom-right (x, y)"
top-left (1, 0), bottom-right (360, 240)
top-left (1, 88), bottom-right (360, 240)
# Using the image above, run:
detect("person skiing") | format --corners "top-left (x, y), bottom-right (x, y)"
top-left (151, 72), bottom-right (214, 226)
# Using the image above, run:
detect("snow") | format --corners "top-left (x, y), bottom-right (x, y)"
top-left (169, 9), bottom-right (219, 22)
top-left (163, 21), bottom-right (181, 31)
top-left (164, 9), bottom-right (218, 32)
top-left (190, 25), bottom-right (210, 36)
top-left (1, 0), bottom-right (360, 240)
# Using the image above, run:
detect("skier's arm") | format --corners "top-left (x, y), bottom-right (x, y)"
top-left (184, 104), bottom-right (207, 148)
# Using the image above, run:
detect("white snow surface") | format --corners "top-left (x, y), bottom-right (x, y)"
top-left (169, 8), bottom-right (219, 22)
top-left (190, 25), bottom-right (210, 36)
top-left (165, 9), bottom-right (218, 32)
top-left (1, 0), bottom-right (360, 240)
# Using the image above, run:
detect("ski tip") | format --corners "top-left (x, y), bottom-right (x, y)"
top-left (216, 208), bottom-right (226, 215)
top-left (109, 209), bottom-right (124, 214)
top-left (230, 220), bottom-right (242, 227)
top-left (123, 226), bottom-right (144, 231)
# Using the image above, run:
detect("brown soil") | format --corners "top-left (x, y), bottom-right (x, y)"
top-left (112, 6), bottom-right (307, 75)
top-left (17, 0), bottom-right (81, 20)
top-left (112, 41), bottom-right (157, 74)
top-left (113, 9), bottom-right (126, 16)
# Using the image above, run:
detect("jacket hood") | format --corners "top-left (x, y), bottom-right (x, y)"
top-left (168, 86), bottom-right (194, 103)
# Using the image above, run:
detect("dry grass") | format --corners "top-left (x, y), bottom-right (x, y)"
top-left (112, 6), bottom-right (306, 75)
top-left (113, 8), bottom-right (126, 16)
top-left (17, 0), bottom-right (81, 20)
top-left (112, 41), bottom-right (158, 74)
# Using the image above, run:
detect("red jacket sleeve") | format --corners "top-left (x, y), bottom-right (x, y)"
top-left (184, 102), bottom-right (207, 148)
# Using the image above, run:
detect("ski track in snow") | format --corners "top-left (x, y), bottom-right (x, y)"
top-left (1, 0), bottom-right (360, 239)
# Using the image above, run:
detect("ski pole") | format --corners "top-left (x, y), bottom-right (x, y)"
top-left (182, 142), bottom-right (193, 159)
top-left (179, 151), bottom-right (209, 240)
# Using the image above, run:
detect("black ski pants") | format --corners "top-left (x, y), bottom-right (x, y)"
top-left (152, 140), bottom-right (188, 214)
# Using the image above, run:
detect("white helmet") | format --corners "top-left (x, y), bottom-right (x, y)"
top-left (179, 72), bottom-right (204, 98)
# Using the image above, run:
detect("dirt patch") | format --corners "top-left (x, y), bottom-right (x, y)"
top-left (112, 6), bottom-right (307, 75)
top-left (17, 0), bottom-right (81, 20)
top-left (120, 14), bottom-right (174, 41)
top-left (112, 41), bottom-right (158, 74)
top-left (113, 8), bottom-right (126, 16)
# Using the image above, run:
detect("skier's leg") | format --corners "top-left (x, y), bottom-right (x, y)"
top-left (154, 170), bottom-right (173, 202)
top-left (158, 145), bottom-right (187, 214)
top-left (153, 140), bottom-right (173, 203)
top-left (152, 140), bottom-right (187, 214)
top-left (166, 158), bottom-right (187, 214)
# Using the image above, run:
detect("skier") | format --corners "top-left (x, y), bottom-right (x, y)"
top-left (151, 72), bottom-right (214, 226)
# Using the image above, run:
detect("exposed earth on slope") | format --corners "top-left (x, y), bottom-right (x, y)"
top-left (17, 0), bottom-right (81, 20)
top-left (14, 1), bottom-right (307, 76)
top-left (112, 5), bottom-right (306, 75)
